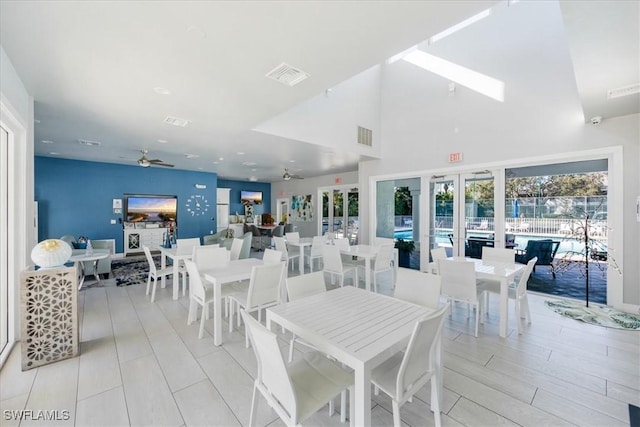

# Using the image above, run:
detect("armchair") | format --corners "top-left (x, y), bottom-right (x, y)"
top-left (515, 239), bottom-right (560, 278)
top-left (202, 229), bottom-right (226, 245)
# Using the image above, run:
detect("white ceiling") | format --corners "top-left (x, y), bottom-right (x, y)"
top-left (1, 1), bottom-right (637, 182)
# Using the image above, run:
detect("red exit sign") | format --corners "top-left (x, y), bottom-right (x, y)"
top-left (449, 152), bottom-right (463, 163)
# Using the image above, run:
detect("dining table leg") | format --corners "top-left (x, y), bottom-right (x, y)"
top-left (499, 277), bottom-right (509, 338)
top-left (160, 254), bottom-right (167, 289)
top-left (172, 258), bottom-right (180, 300)
top-left (213, 280), bottom-right (222, 346)
top-left (298, 245), bottom-right (305, 275)
top-left (364, 258), bottom-right (372, 291)
top-left (354, 366), bottom-right (371, 427)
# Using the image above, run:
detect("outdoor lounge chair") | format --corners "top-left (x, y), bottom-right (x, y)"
top-left (515, 239), bottom-right (560, 278)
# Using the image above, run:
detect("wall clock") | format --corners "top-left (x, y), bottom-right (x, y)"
top-left (185, 194), bottom-right (210, 216)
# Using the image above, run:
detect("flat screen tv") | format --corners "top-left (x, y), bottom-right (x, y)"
top-left (124, 194), bottom-right (178, 223)
top-left (241, 190), bottom-right (262, 205)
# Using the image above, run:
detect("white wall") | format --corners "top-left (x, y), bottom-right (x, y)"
top-left (1, 45), bottom-right (35, 350)
top-left (271, 171), bottom-right (358, 238)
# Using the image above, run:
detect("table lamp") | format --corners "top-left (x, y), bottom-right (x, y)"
top-left (31, 239), bottom-right (72, 268)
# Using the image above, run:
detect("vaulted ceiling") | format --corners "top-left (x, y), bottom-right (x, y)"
top-left (1, 1), bottom-right (637, 181)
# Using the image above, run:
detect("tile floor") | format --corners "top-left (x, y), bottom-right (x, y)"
top-left (1, 257), bottom-right (638, 427)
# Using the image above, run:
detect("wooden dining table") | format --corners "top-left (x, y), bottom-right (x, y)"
top-left (267, 286), bottom-right (437, 426)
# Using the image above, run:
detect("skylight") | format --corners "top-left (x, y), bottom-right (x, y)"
top-left (402, 50), bottom-right (505, 102)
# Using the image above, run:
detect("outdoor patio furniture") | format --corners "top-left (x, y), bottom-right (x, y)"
top-left (515, 239), bottom-right (560, 278)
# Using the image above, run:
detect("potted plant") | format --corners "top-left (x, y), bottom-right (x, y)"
top-left (394, 238), bottom-right (415, 268)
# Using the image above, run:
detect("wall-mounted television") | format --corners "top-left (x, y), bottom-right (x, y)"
top-left (241, 190), bottom-right (263, 205)
top-left (124, 194), bottom-right (178, 222)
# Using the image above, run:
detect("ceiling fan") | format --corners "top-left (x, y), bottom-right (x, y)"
top-left (137, 150), bottom-right (174, 168)
top-left (283, 168), bottom-right (303, 181)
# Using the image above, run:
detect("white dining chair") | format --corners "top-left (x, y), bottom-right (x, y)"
top-left (228, 262), bottom-right (286, 347)
top-left (394, 268), bottom-right (441, 309)
top-left (429, 247), bottom-right (448, 274)
top-left (274, 236), bottom-right (300, 272)
top-left (229, 237), bottom-right (243, 261)
top-left (175, 237), bottom-right (201, 295)
top-left (333, 237), bottom-right (363, 269)
top-left (480, 257), bottom-right (537, 334)
top-left (240, 309), bottom-right (353, 427)
top-left (143, 245), bottom-right (182, 303)
top-left (184, 260), bottom-right (215, 339)
top-left (371, 303), bottom-right (450, 427)
top-left (482, 246), bottom-right (515, 263)
top-left (438, 259), bottom-right (484, 337)
top-left (262, 248), bottom-right (283, 264)
top-left (369, 244), bottom-right (395, 292)
top-left (191, 245), bottom-right (233, 316)
top-left (285, 231), bottom-right (300, 243)
top-left (305, 235), bottom-right (326, 272)
top-left (322, 244), bottom-right (358, 288)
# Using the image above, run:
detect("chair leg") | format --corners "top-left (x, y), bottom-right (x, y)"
top-left (228, 300), bottom-right (234, 333)
top-left (187, 298), bottom-right (196, 325)
top-left (340, 390), bottom-right (347, 423)
top-left (431, 376), bottom-right (442, 427)
top-left (145, 274), bottom-right (152, 296)
top-left (288, 336), bottom-right (296, 363)
top-left (249, 382), bottom-right (259, 427)
top-left (523, 294), bottom-right (532, 325)
top-left (392, 400), bottom-right (401, 427)
top-left (474, 303), bottom-right (479, 337)
top-left (198, 304), bottom-right (206, 339)
top-left (151, 277), bottom-right (158, 303)
top-left (245, 323), bottom-right (250, 348)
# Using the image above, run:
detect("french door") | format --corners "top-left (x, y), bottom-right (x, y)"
top-left (428, 172), bottom-right (495, 258)
top-left (320, 186), bottom-right (359, 243)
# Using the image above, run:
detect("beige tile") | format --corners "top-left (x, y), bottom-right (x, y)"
top-left (0, 342), bottom-right (36, 401)
top-left (607, 381), bottom-right (640, 406)
top-left (532, 388), bottom-right (627, 426)
top-left (111, 318), bottom-right (153, 363)
top-left (75, 386), bottom-right (129, 426)
top-left (0, 393), bottom-right (30, 427)
top-left (448, 397), bottom-right (520, 426)
top-left (173, 379), bottom-right (240, 427)
top-left (120, 354), bottom-right (183, 426)
top-left (77, 336), bottom-right (122, 401)
top-left (148, 332), bottom-right (206, 392)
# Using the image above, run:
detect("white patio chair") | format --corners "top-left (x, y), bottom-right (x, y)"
top-left (305, 235), bottom-right (326, 272)
top-left (143, 245), bottom-right (182, 303)
top-left (481, 246), bottom-right (515, 263)
top-left (285, 231), bottom-right (300, 243)
top-left (480, 257), bottom-right (537, 334)
top-left (184, 260), bottom-right (215, 339)
top-left (229, 237), bottom-right (243, 261)
top-left (192, 245), bottom-right (232, 316)
top-left (274, 236), bottom-right (300, 272)
top-left (429, 247), bottom-right (448, 274)
top-left (371, 303), bottom-right (450, 427)
top-left (394, 268), bottom-right (441, 309)
top-left (175, 237), bottom-right (201, 295)
top-left (322, 244), bottom-right (358, 288)
top-left (369, 243), bottom-right (395, 292)
top-left (228, 262), bottom-right (286, 348)
top-left (240, 309), bottom-right (353, 427)
top-left (438, 259), bottom-right (484, 337)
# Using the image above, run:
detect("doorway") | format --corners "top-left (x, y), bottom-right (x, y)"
top-left (320, 186), bottom-right (359, 243)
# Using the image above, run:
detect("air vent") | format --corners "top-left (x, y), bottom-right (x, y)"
top-left (266, 62), bottom-right (310, 87)
top-left (357, 126), bottom-right (373, 147)
top-left (163, 116), bottom-right (191, 127)
top-left (78, 139), bottom-right (101, 147)
top-left (607, 83), bottom-right (640, 99)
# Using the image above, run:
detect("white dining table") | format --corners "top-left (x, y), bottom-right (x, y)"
top-left (203, 258), bottom-right (263, 346)
top-left (285, 237), bottom-right (313, 275)
top-left (448, 257), bottom-right (525, 338)
top-left (157, 246), bottom-right (192, 300)
top-left (266, 286), bottom-right (436, 427)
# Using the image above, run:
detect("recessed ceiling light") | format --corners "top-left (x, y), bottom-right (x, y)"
top-left (197, 167), bottom-right (204, 170)
top-left (218, 157), bottom-right (224, 161)
top-left (41, 140), bottom-right (54, 144)
top-left (237, 151), bottom-right (245, 155)
top-left (249, 176), bottom-right (258, 182)
top-left (212, 161), bottom-right (219, 164)
top-left (163, 116), bottom-right (190, 127)
top-left (78, 139), bottom-right (102, 147)
top-left (49, 152), bottom-right (60, 155)
top-left (34, 119), bottom-right (41, 124)
top-left (154, 87), bottom-right (171, 95)
top-left (184, 154), bottom-right (200, 159)
top-left (157, 139), bottom-right (168, 144)
top-left (187, 25), bottom-right (207, 39)
top-left (289, 159), bottom-right (296, 163)
top-left (242, 161), bottom-right (257, 166)
top-left (251, 168), bottom-right (257, 172)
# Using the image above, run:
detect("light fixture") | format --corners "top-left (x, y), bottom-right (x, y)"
top-left (41, 140), bottom-right (54, 144)
top-left (31, 239), bottom-right (72, 268)
top-left (157, 139), bottom-right (168, 144)
top-left (153, 87), bottom-right (171, 95)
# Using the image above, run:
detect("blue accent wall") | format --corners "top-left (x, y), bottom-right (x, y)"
top-left (35, 157), bottom-right (219, 252)
top-left (217, 179), bottom-right (272, 218)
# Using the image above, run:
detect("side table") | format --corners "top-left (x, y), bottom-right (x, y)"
top-left (69, 252), bottom-right (109, 290)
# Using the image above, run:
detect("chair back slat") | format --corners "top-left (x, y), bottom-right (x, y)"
top-left (176, 238), bottom-right (201, 255)
top-left (286, 232), bottom-right (300, 243)
top-left (241, 310), bottom-right (297, 420)
top-left (395, 268), bottom-right (441, 309)
top-left (273, 236), bottom-right (289, 261)
top-left (247, 262), bottom-right (285, 309)
top-left (322, 244), bottom-right (344, 274)
top-left (192, 246), bottom-right (229, 270)
top-left (143, 246), bottom-right (157, 275)
top-left (184, 260), bottom-right (207, 302)
top-left (439, 259), bottom-right (478, 303)
top-left (374, 244), bottom-right (394, 273)
top-left (229, 238), bottom-right (243, 260)
top-left (517, 257), bottom-right (537, 297)
top-left (396, 303), bottom-right (449, 400)
top-left (286, 271), bottom-right (326, 301)
top-left (310, 236), bottom-right (325, 257)
top-left (262, 249), bottom-right (283, 264)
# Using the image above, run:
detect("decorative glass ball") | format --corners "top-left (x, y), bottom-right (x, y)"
top-left (31, 239), bottom-right (72, 268)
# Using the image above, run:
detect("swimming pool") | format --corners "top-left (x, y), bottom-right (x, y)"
top-left (394, 229), bottom-right (413, 240)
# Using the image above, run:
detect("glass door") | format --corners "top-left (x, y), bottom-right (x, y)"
top-left (463, 172), bottom-right (495, 258)
top-left (429, 175), bottom-right (459, 256)
top-left (320, 186), bottom-right (359, 243)
top-left (1, 125), bottom-right (8, 355)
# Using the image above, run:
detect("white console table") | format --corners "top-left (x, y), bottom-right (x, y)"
top-left (124, 227), bottom-right (168, 255)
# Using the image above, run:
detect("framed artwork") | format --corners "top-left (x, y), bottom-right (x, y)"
top-left (291, 194), bottom-right (313, 222)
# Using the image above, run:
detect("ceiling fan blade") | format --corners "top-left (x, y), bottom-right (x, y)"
top-left (152, 162), bottom-right (174, 168)
top-left (148, 159), bottom-right (163, 163)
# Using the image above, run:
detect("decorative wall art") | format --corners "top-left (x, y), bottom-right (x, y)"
top-left (291, 194), bottom-right (313, 222)
top-left (245, 204), bottom-right (254, 223)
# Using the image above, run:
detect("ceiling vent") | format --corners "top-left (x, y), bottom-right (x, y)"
top-left (78, 139), bottom-right (101, 147)
top-left (163, 116), bottom-right (191, 127)
top-left (357, 126), bottom-right (373, 147)
top-left (607, 83), bottom-right (640, 99)
top-left (266, 62), bottom-right (310, 87)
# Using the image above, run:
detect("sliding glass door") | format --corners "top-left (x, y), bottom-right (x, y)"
top-left (321, 186), bottom-right (359, 243)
